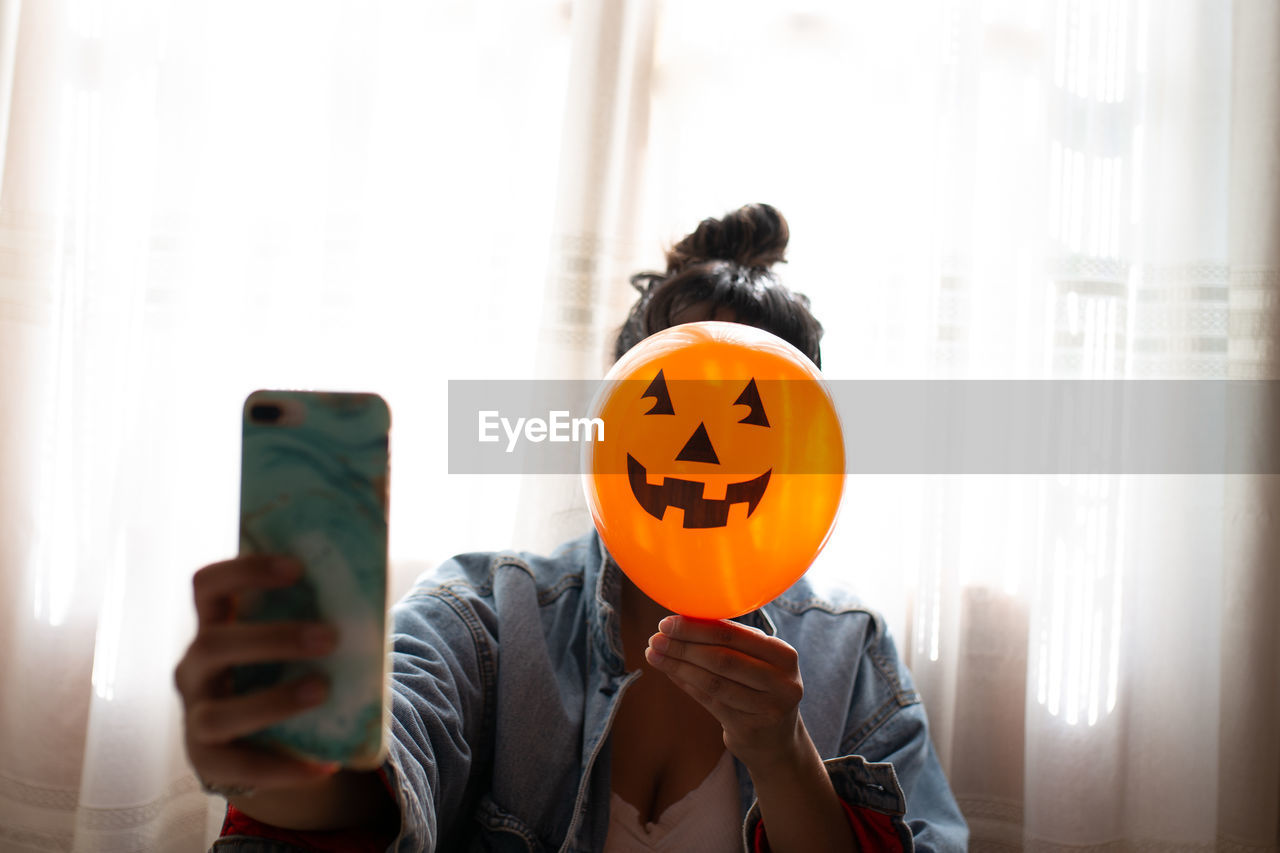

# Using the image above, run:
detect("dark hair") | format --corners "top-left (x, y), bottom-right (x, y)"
top-left (613, 203), bottom-right (824, 368)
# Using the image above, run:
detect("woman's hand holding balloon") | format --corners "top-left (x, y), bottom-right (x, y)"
top-left (643, 615), bottom-right (806, 771)
top-left (644, 615), bottom-right (856, 852)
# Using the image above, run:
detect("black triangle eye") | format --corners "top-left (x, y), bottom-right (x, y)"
top-left (642, 369), bottom-right (675, 415)
top-left (733, 378), bottom-right (769, 427)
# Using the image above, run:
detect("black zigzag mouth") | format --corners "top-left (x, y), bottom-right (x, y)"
top-left (626, 454), bottom-right (772, 529)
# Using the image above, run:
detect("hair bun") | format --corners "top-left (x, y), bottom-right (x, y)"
top-left (665, 203), bottom-right (789, 274)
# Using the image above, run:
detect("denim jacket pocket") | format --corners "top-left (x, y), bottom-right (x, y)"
top-left (471, 793), bottom-right (547, 852)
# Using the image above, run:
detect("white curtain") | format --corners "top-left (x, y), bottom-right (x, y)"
top-left (0, 1), bottom-right (1276, 851)
top-left (0, 1), bottom-right (575, 849)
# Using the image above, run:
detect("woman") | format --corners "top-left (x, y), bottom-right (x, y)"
top-left (176, 204), bottom-right (968, 851)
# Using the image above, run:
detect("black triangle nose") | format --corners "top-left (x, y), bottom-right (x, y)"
top-left (675, 422), bottom-right (720, 465)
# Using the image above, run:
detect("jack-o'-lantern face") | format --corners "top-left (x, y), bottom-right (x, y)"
top-left (626, 370), bottom-right (774, 529)
top-left (583, 321), bottom-right (844, 619)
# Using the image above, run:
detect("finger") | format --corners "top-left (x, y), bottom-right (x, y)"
top-left (192, 556), bottom-right (303, 625)
top-left (656, 663), bottom-right (726, 719)
top-left (648, 632), bottom-right (777, 693)
top-left (188, 674), bottom-right (330, 745)
top-left (644, 645), bottom-right (765, 714)
top-left (178, 621), bottom-right (338, 699)
top-left (665, 672), bottom-right (729, 721)
top-left (189, 742), bottom-right (341, 793)
top-left (658, 616), bottom-right (798, 671)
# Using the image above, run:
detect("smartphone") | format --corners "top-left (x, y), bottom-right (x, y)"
top-left (233, 389), bottom-right (391, 769)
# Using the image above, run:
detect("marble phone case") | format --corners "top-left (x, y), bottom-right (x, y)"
top-left (234, 390), bottom-right (390, 769)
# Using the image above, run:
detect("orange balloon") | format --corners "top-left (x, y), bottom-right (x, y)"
top-left (583, 321), bottom-right (845, 618)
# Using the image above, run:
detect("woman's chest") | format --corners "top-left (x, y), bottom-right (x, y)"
top-left (608, 668), bottom-right (735, 826)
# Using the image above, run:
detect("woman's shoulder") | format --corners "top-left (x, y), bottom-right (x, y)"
top-left (765, 574), bottom-right (896, 658)
top-left (396, 531), bottom-right (596, 607)
top-left (769, 573), bottom-right (879, 620)
top-left (767, 575), bottom-right (921, 713)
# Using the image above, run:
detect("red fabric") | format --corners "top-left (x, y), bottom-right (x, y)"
top-left (218, 769), bottom-right (397, 853)
top-left (220, 807), bottom-right (394, 853)
top-left (751, 798), bottom-right (907, 853)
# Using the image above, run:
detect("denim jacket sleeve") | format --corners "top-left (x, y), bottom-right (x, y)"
top-left (835, 623), bottom-right (967, 852)
top-left (380, 577), bottom-right (497, 851)
top-left (857, 698), bottom-right (968, 851)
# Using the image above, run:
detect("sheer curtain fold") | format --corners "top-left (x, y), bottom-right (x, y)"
top-left (2, 2), bottom-right (577, 850)
top-left (515, 0), bottom-right (657, 554)
top-left (0, 0), bottom-right (19, 200)
top-left (0, 1), bottom-right (1276, 851)
top-left (920, 1), bottom-right (1280, 848)
top-left (1217, 0), bottom-right (1280, 843)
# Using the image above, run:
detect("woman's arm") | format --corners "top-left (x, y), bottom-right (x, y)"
top-left (739, 719), bottom-right (860, 851)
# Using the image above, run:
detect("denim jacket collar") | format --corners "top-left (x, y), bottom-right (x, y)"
top-left (585, 531), bottom-right (628, 676)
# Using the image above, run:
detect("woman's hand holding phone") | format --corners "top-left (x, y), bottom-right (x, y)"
top-left (175, 555), bottom-right (341, 795)
top-left (175, 555), bottom-right (397, 832)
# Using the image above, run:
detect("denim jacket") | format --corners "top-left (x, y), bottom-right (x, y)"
top-left (215, 530), bottom-right (967, 852)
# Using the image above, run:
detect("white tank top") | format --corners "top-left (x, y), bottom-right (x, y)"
top-left (603, 750), bottom-right (743, 853)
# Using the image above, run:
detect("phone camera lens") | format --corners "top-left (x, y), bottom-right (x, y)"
top-left (250, 404), bottom-right (283, 424)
